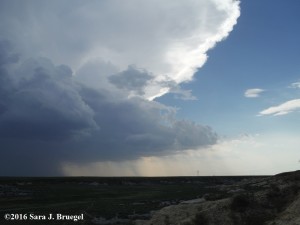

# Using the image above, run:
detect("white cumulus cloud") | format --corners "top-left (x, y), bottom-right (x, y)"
top-left (259, 99), bottom-right (300, 116)
top-left (244, 88), bottom-right (265, 98)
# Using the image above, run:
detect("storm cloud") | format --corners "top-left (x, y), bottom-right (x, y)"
top-left (0, 0), bottom-right (240, 99)
top-left (0, 48), bottom-right (217, 175)
top-left (109, 65), bottom-right (153, 96)
top-left (0, 0), bottom-right (240, 175)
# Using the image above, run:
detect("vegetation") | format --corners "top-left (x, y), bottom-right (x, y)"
top-left (192, 213), bottom-right (208, 225)
top-left (0, 176), bottom-right (265, 225)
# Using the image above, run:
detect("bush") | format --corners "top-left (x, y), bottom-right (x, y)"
top-left (230, 194), bottom-right (251, 212)
top-left (192, 213), bottom-right (208, 225)
top-left (181, 222), bottom-right (193, 225)
top-left (230, 193), bottom-right (272, 225)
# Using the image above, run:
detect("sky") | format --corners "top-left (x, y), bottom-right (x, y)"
top-left (0, 0), bottom-right (300, 176)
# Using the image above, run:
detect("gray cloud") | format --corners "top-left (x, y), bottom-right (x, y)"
top-left (0, 40), bottom-right (18, 116)
top-left (0, 43), bottom-right (217, 175)
top-left (0, 57), bottom-right (97, 141)
top-left (0, 39), bottom-right (19, 66)
top-left (109, 65), bottom-right (153, 95)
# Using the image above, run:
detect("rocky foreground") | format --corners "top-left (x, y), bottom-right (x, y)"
top-left (135, 170), bottom-right (300, 225)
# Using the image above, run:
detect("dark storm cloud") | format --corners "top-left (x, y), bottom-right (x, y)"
top-left (75, 89), bottom-right (217, 162)
top-left (109, 65), bottom-right (153, 95)
top-left (109, 66), bottom-right (196, 100)
top-left (0, 57), bottom-right (97, 141)
top-left (0, 40), bottom-right (19, 66)
top-left (0, 0), bottom-right (242, 176)
top-left (0, 41), bottom-right (218, 175)
top-left (0, 40), bottom-right (18, 115)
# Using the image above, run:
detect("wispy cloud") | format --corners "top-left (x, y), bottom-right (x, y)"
top-left (290, 82), bottom-right (300, 89)
top-left (259, 99), bottom-right (300, 116)
top-left (244, 88), bottom-right (265, 98)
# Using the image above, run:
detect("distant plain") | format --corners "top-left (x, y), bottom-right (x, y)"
top-left (0, 176), bottom-right (267, 224)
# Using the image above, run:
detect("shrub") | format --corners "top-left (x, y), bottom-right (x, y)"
top-left (181, 222), bottom-right (193, 225)
top-left (192, 213), bottom-right (208, 225)
top-left (230, 194), bottom-right (251, 212)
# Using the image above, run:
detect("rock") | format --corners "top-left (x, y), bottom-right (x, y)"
top-left (181, 198), bottom-right (205, 204)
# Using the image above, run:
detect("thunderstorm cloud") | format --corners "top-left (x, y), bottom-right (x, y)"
top-left (0, 0), bottom-right (240, 175)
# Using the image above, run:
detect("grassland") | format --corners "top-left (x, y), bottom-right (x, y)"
top-left (0, 176), bottom-right (267, 224)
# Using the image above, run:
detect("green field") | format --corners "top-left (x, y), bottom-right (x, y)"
top-left (0, 176), bottom-right (267, 224)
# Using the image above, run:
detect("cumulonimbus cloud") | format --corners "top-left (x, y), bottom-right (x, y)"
top-left (0, 44), bottom-right (218, 175)
top-left (0, 0), bottom-right (240, 175)
top-left (0, 0), bottom-right (240, 100)
top-left (259, 99), bottom-right (300, 116)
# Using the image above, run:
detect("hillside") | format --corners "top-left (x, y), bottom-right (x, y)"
top-left (136, 170), bottom-right (300, 225)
